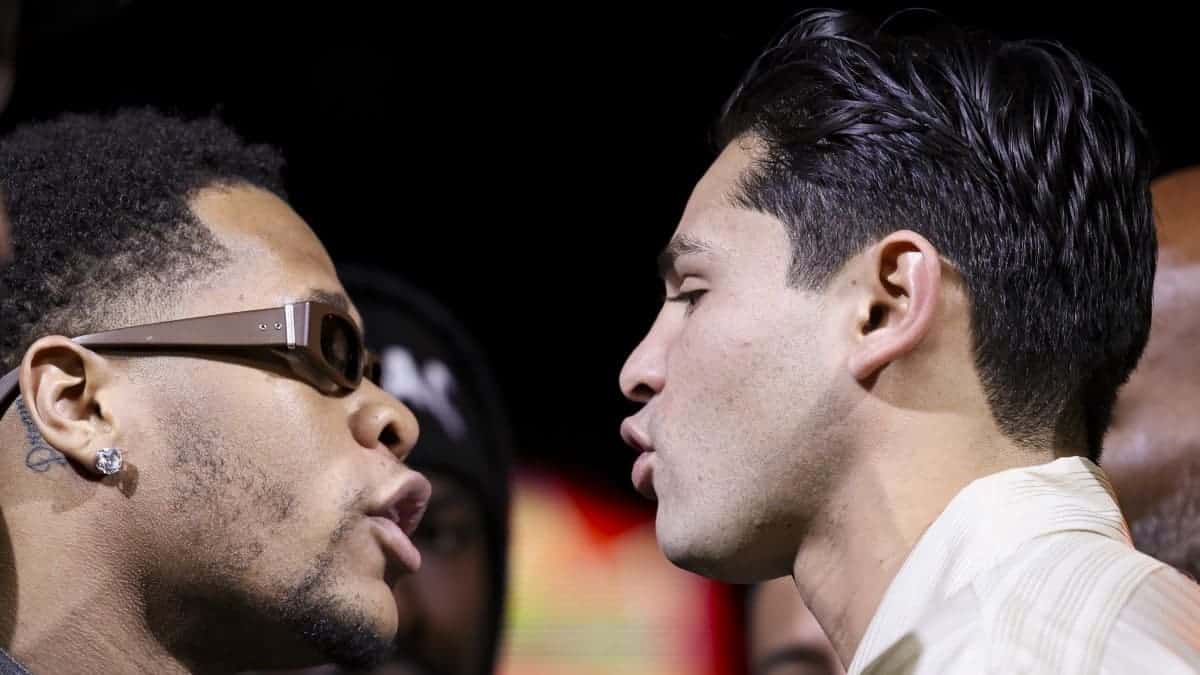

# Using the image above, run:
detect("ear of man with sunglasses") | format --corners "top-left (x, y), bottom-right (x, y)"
top-left (0, 109), bottom-right (430, 675)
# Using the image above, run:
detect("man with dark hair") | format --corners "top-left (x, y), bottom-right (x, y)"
top-left (0, 108), bottom-right (431, 674)
top-left (619, 9), bottom-right (1200, 674)
top-left (271, 264), bottom-right (513, 675)
top-left (1103, 165), bottom-right (1200, 582)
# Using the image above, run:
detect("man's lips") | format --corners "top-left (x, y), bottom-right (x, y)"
top-left (367, 472), bottom-right (433, 574)
top-left (631, 451), bottom-right (656, 500)
top-left (369, 516), bottom-right (422, 576)
top-left (621, 418), bottom-right (657, 500)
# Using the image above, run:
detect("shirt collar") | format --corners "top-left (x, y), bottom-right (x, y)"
top-left (848, 456), bottom-right (1130, 673)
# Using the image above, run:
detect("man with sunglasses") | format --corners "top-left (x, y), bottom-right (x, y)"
top-left (256, 266), bottom-right (514, 675)
top-left (0, 109), bottom-right (430, 674)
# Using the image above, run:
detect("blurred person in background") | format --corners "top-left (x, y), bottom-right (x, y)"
top-left (746, 577), bottom-right (843, 675)
top-left (1103, 165), bottom-right (1200, 581)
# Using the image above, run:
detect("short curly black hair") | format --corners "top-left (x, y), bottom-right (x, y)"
top-left (0, 107), bottom-right (287, 373)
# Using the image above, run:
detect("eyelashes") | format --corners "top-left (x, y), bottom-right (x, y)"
top-left (666, 289), bottom-right (708, 314)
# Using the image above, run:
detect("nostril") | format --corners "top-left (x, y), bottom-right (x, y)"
top-left (379, 424), bottom-right (400, 450)
top-left (632, 382), bottom-right (656, 402)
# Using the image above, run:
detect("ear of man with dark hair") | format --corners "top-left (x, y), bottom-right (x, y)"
top-left (619, 9), bottom-right (1198, 674)
top-left (0, 108), bottom-right (430, 675)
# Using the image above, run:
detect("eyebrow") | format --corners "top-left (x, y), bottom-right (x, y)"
top-left (656, 234), bottom-right (713, 279)
top-left (303, 289), bottom-right (353, 314)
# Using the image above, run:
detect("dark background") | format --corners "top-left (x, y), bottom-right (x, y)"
top-left (4, 1), bottom-right (1196, 508)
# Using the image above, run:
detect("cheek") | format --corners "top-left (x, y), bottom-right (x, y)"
top-left (659, 313), bottom-right (828, 472)
top-left (217, 372), bottom-right (356, 480)
top-left (149, 364), bottom-right (362, 539)
top-left (669, 309), bottom-right (761, 392)
top-left (665, 308), bottom-right (794, 424)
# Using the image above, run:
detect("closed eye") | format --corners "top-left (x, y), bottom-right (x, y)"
top-left (666, 289), bottom-right (707, 314)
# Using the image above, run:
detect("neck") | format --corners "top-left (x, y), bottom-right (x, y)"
top-left (790, 411), bottom-right (1051, 667)
top-left (0, 501), bottom-right (199, 675)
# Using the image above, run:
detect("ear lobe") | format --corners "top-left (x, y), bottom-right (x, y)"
top-left (846, 230), bottom-right (942, 382)
top-left (19, 336), bottom-right (120, 472)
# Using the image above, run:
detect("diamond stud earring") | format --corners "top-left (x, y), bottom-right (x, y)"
top-left (95, 447), bottom-right (124, 476)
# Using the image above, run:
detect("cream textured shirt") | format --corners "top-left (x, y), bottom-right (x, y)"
top-left (847, 456), bottom-right (1200, 674)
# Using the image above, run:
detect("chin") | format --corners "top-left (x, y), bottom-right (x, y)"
top-left (266, 562), bottom-right (399, 670)
top-left (656, 519), bottom-right (737, 583)
top-left (324, 547), bottom-right (405, 634)
top-left (669, 545), bottom-right (787, 584)
top-left (656, 510), bottom-right (788, 584)
top-left (334, 576), bottom-right (401, 642)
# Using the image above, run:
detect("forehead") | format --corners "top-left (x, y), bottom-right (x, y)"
top-left (183, 185), bottom-right (361, 326)
top-left (669, 140), bottom-right (791, 268)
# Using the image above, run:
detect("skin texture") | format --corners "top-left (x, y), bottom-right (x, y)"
top-left (620, 138), bottom-right (1050, 664)
top-left (0, 185), bottom-right (430, 674)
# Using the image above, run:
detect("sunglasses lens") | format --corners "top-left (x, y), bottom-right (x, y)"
top-left (320, 314), bottom-right (363, 384)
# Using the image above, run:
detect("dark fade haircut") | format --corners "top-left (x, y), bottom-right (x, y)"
top-left (0, 108), bottom-right (287, 377)
top-left (717, 9), bottom-right (1156, 458)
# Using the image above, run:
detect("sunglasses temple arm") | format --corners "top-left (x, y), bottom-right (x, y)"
top-left (0, 368), bottom-right (19, 416)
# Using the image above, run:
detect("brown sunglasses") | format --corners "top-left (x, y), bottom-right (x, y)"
top-left (0, 301), bottom-right (380, 415)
